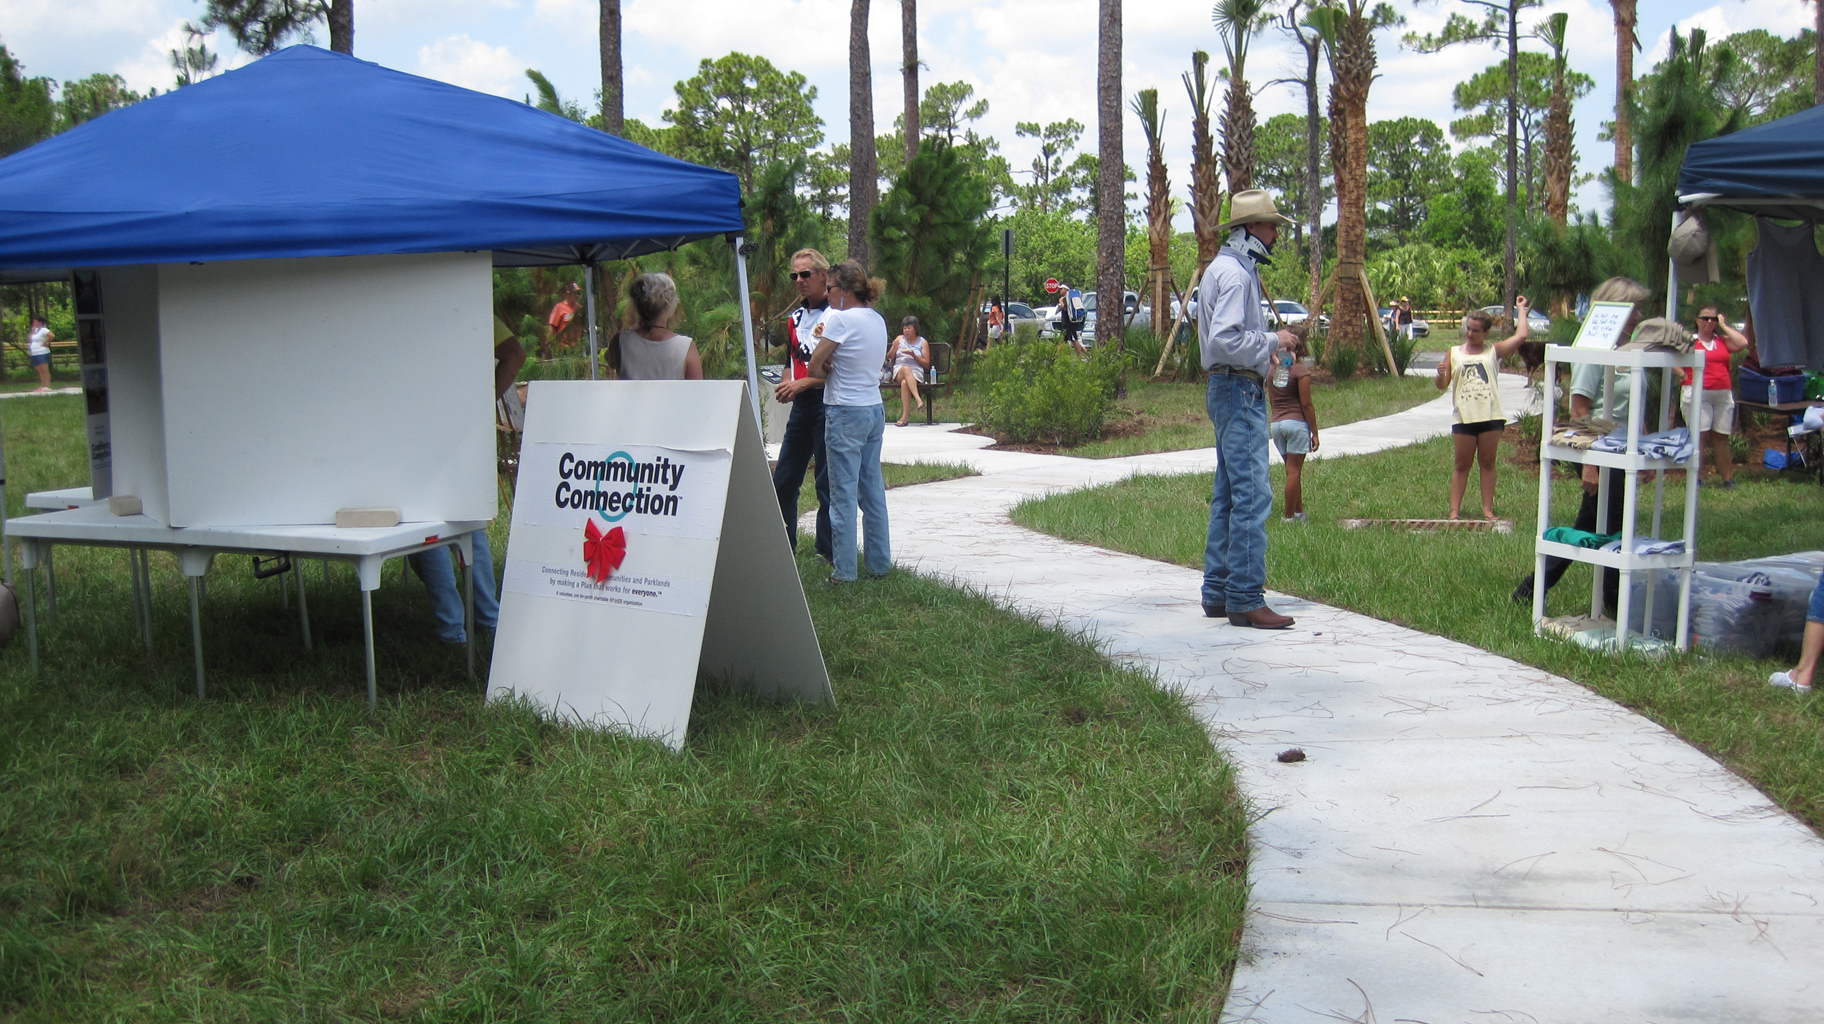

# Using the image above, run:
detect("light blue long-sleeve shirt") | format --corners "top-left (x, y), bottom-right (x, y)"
top-left (1197, 246), bottom-right (1277, 376)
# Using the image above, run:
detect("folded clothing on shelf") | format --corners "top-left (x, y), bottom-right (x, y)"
top-left (1543, 527), bottom-right (1621, 548)
top-left (1599, 538), bottom-right (1687, 555)
top-left (1590, 426), bottom-right (1694, 461)
top-left (1551, 416), bottom-right (1619, 449)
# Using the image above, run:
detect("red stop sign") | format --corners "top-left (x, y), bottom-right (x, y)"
top-left (1044, 279), bottom-right (1060, 294)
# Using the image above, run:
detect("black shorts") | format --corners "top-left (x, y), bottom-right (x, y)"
top-left (1451, 419), bottom-right (1505, 436)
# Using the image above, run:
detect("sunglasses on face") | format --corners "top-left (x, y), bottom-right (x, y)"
top-left (1697, 316), bottom-right (1718, 322)
top-left (791, 270), bottom-right (820, 281)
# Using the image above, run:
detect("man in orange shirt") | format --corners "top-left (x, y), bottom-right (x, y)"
top-left (545, 282), bottom-right (583, 358)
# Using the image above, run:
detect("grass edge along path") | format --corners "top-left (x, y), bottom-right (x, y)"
top-left (1010, 434), bottom-right (1824, 834)
top-left (0, 434), bottom-right (1249, 1022)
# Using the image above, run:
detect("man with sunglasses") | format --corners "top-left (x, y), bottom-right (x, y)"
top-left (771, 249), bottom-right (834, 560)
top-left (1683, 305), bottom-right (1749, 489)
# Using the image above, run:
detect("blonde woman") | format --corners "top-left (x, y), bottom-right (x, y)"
top-left (615, 273), bottom-right (703, 380)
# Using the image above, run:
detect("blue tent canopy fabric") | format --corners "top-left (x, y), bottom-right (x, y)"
top-left (1679, 104), bottom-right (1824, 222)
top-left (0, 46), bottom-right (744, 275)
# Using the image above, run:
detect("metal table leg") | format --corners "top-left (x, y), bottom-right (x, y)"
top-left (187, 576), bottom-right (205, 698)
top-left (128, 547), bottom-right (146, 645)
top-left (361, 586), bottom-right (377, 709)
top-left (295, 554), bottom-right (312, 652)
top-left (23, 549), bottom-right (38, 675)
top-left (137, 549), bottom-right (153, 649)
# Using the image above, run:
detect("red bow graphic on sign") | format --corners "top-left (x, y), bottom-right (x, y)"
top-left (583, 520), bottom-right (626, 583)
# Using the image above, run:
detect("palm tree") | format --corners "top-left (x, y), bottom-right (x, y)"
top-left (850, 0), bottom-right (877, 266)
top-left (1214, 0), bottom-right (1269, 194)
top-left (1183, 51), bottom-right (1224, 286)
top-left (1609, 0), bottom-right (1637, 185)
top-left (1810, 0), bottom-right (1824, 105)
top-left (1133, 88), bottom-right (1173, 351)
top-left (1096, 0), bottom-right (1126, 381)
top-left (1311, 0), bottom-right (1376, 373)
top-left (600, 1), bottom-right (622, 135)
top-left (1282, 0), bottom-right (1326, 317)
top-left (1539, 12), bottom-right (1572, 224)
top-left (902, 0), bottom-right (919, 165)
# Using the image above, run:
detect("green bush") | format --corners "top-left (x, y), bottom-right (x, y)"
top-left (1327, 342), bottom-right (1360, 382)
top-left (978, 340), bottom-right (1118, 446)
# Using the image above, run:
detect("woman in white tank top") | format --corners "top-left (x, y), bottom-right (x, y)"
top-left (616, 272), bottom-right (704, 380)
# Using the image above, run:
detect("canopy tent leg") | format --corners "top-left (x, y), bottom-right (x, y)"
top-left (1666, 210), bottom-right (1680, 323)
top-left (1, 426), bottom-right (12, 588)
top-left (732, 235), bottom-right (763, 430)
top-left (585, 262), bottom-right (601, 381)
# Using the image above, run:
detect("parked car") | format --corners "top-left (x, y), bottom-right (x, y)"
top-left (1082, 290), bottom-right (1150, 344)
top-left (1271, 299), bottom-right (1329, 330)
top-left (1478, 304), bottom-right (1551, 333)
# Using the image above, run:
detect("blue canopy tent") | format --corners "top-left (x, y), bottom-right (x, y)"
top-left (0, 45), bottom-right (762, 410)
top-left (1678, 104), bottom-right (1824, 368)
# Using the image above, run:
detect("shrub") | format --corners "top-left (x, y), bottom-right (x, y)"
top-left (978, 340), bottom-right (1118, 446)
top-left (1327, 342), bottom-right (1360, 382)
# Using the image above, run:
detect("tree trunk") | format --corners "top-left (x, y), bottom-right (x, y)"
top-left (1611, 0), bottom-right (1636, 185)
top-left (1186, 52), bottom-right (1223, 291)
top-left (849, 0), bottom-right (877, 267)
top-left (1327, 3), bottom-right (1375, 374)
top-left (1543, 73), bottom-right (1571, 224)
top-left (1301, 28), bottom-right (1323, 317)
top-left (1503, 1), bottom-right (1518, 317)
top-left (1097, 0), bottom-right (1125, 391)
top-left (1140, 94), bottom-right (1174, 361)
top-left (328, 0), bottom-right (353, 53)
top-left (1815, 0), bottom-right (1823, 106)
top-left (902, 0), bottom-right (919, 166)
top-left (1220, 68), bottom-right (1256, 194)
top-left (599, 0), bottom-right (622, 135)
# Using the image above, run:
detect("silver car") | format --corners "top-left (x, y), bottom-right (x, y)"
top-left (1479, 304), bottom-right (1551, 333)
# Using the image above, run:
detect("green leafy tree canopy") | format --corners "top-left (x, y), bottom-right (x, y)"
top-left (664, 52), bottom-right (824, 194)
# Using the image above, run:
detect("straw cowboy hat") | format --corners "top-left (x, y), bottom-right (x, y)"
top-left (1219, 188), bottom-right (1294, 231)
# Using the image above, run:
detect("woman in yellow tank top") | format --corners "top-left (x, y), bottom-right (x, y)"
top-left (1435, 297), bottom-right (1532, 520)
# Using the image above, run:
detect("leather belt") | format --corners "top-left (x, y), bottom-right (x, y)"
top-left (1209, 364), bottom-right (1264, 384)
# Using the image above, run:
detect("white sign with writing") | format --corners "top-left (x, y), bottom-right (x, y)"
top-left (489, 380), bottom-right (832, 750)
top-left (1574, 300), bottom-right (1635, 350)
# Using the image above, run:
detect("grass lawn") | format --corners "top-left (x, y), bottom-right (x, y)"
top-left (1, 395), bottom-right (1247, 1021)
top-left (795, 459), bottom-right (978, 513)
top-left (938, 373), bottom-right (1440, 459)
top-left (1011, 434), bottom-right (1824, 833)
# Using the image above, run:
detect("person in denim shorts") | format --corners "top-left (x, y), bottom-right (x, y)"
top-left (1770, 572), bottom-right (1824, 695)
top-left (1266, 332), bottom-right (1319, 522)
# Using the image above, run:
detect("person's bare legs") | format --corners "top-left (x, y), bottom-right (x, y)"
top-left (1477, 428), bottom-right (1502, 519)
top-left (35, 360), bottom-right (50, 389)
top-left (1449, 432), bottom-right (1477, 519)
top-left (1783, 620), bottom-right (1824, 689)
top-left (1711, 430), bottom-right (1734, 485)
top-left (1284, 453), bottom-right (1305, 517)
top-left (895, 367), bottom-right (918, 425)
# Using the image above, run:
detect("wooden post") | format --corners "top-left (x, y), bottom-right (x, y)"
top-left (1353, 264), bottom-right (1400, 376)
top-left (1152, 283), bottom-right (1192, 378)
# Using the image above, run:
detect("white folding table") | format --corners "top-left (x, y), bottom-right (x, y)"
top-left (7, 506), bottom-right (486, 706)
top-left (20, 487), bottom-right (104, 621)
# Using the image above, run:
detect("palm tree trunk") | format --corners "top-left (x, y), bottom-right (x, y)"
top-left (1814, 0), bottom-right (1823, 106)
top-left (1611, 0), bottom-right (1636, 185)
top-left (328, 0), bottom-right (353, 53)
top-left (1221, 71), bottom-right (1256, 194)
top-left (1327, 1), bottom-right (1374, 374)
top-left (599, 0), bottom-right (622, 135)
top-left (902, 0), bottom-right (919, 166)
top-left (1185, 52), bottom-right (1223, 289)
top-left (1543, 71), bottom-right (1571, 223)
top-left (1097, 0), bottom-right (1126, 391)
top-left (849, 0), bottom-right (877, 266)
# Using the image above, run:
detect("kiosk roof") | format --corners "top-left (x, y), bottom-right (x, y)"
top-left (0, 46), bottom-right (744, 277)
top-left (1679, 103), bottom-right (1824, 222)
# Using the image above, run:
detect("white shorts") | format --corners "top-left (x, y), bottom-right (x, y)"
top-left (1681, 386), bottom-right (1735, 435)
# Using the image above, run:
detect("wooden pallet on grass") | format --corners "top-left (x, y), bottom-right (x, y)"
top-left (1340, 517), bottom-right (1515, 535)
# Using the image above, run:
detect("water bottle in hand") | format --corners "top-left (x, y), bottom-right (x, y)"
top-left (1272, 350), bottom-right (1291, 388)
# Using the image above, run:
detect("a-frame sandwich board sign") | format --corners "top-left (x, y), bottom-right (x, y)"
top-left (488, 380), bottom-right (833, 749)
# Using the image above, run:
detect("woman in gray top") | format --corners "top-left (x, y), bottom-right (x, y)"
top-left (616, 273), bottom-right (704, 380)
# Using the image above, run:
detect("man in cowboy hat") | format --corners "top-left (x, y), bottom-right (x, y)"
top-left (1198, 188), bottom-right (1299, 630)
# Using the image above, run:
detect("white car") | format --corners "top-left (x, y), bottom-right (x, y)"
top-left (1272, 299), bottom-right (1329, 329)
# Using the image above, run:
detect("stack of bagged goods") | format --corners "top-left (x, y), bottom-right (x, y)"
top-left (1625, 551), bottom-right (1824, 656)
top-left (1591, 426), bottom-right (1693, 460)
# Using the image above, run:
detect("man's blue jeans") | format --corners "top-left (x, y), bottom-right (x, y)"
top-left (1203, 371), bottom-right (1271, 613)
top-left (771, 390), bottom-right (831, 559)
top-left (824, 403), bottom-right (891, 582)
top-left (409, 530), bottom-right (498, 643)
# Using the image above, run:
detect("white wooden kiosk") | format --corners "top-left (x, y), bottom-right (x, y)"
top-left (0, 47), bottom-right (783, 709)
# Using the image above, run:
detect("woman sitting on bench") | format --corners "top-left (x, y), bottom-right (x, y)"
top-left (886, 316), bottom-right (930, 427)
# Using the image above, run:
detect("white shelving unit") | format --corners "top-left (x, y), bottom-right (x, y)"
top-left (1534, 344), bottom-right (1706, 651)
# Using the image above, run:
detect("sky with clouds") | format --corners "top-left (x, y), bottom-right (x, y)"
top-left (3, 0), bottom-right (1812, 226)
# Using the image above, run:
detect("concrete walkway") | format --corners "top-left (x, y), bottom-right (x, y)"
top-left (855, 375), bottom-right (1823, 1022)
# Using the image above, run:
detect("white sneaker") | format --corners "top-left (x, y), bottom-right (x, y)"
top-left (1769, 671), bottom-right (1813, 694)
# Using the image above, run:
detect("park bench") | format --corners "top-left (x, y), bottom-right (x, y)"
top-left (881, 341), bottom-right (952, 426)
top-left (3, 338), bottom-right (79, 378)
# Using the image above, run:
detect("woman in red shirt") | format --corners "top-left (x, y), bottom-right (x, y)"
top-left (1682, 304), bottom-right (1750, 488)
